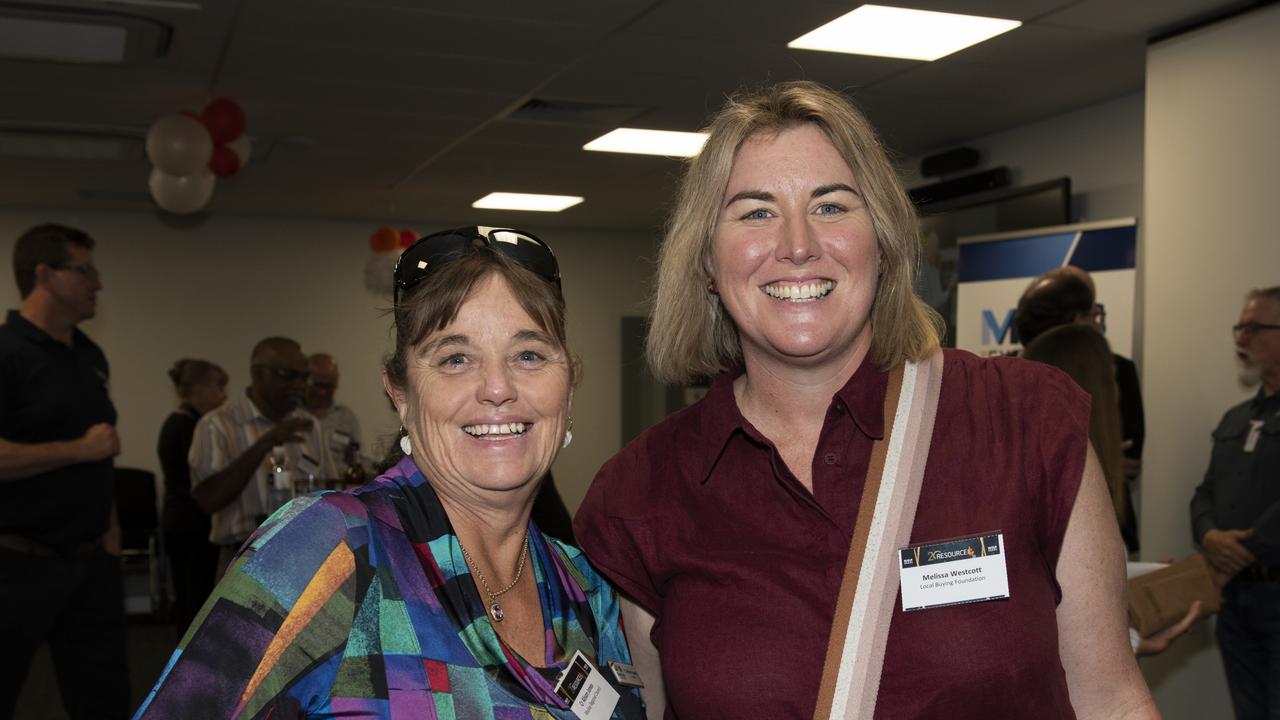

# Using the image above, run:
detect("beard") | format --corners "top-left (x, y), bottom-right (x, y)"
top-left (1237, 354), bottom-right (1263, 387)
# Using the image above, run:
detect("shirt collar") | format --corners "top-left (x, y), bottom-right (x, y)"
top-left (5, 309), bottom-right (87, 348)
top-left (1252, 386), bottom-right (1280, 415)
top-left (691, 351), bottom-right (889, 484)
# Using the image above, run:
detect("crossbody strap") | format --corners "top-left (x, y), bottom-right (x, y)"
top-left (813, 350), bottom-right (945, 720)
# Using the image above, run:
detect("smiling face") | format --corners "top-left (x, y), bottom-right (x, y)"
top-left (708, 123), bottom-right (879, 372)
top-left (388, 273), bottom-right (572, 508)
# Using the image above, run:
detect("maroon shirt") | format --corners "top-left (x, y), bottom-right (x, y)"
top-left (575, 349), bottom-right (1089, 719)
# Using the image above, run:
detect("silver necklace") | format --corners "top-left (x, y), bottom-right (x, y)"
top-left (458, 535), bottom-right (529, 623)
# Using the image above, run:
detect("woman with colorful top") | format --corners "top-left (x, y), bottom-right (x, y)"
top-left (136, 227), bottom-right (644, 719)
top-left (573, 81), bottom-right (1156, 719)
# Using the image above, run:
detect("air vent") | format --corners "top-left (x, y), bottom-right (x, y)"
top-left (507, 98), bottom-right (649, 126)
top-left (0, 129), bottom-right (143, 160)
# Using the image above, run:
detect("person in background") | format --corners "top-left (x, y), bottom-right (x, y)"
top-left (158, 358), bottom-right (227, 640)
top-left (0, 223), bottom-right (128, 719)
top-left (1023, 323), bottom-right (1205, 656)
top-left (189, 337), bottom-right (332, 574)
top-left (1022, 324), bottom-right (1129, 540)
top-left (575, 81), bottom-right (1154, 718)
top-left (1191, 286), bottom-right (1280, 719)
top-left (1015, 265), bottom-right (1145, 552)
top-left (136, 227), bottom-right (643, 717)
top-left (304, 352), bottom-right (363, 461)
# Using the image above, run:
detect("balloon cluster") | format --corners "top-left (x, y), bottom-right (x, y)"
top-left (145, 98), bottom-right (251, 214)
top-left (364, 225), bottom-right (418, 294)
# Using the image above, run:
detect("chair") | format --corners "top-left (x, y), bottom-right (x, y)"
top-left (114, 467), bottom-right (168, 616)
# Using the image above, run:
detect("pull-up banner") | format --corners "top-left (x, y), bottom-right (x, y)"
top-left (954, 218), bottom-right (1138, 357)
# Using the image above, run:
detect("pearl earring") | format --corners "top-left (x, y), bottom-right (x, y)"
top-left (400, 432), bottom-right (412, 456)
top-left (562, 417), bottom-right (574, 450)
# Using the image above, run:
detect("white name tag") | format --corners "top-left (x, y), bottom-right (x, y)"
top-left (899, 532), bottom-right (1010, 612)
top-left (555, 650), bottom-right (620, 720)
top-left (1245, 419), bottom-right (1265, 453)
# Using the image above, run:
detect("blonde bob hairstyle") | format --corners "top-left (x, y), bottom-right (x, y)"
top-left (646, 80), bottom-right (943, 386)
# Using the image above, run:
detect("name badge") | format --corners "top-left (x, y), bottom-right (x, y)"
top-left (1245, 419), bottom-right (1265, 453)
top-left (330, 430), bottom-right (352, 453)
top-left (899, 532), bottom-right (1010, 612)
top-left (607, 660), bottom-right (644, 688)
top-left (555, 650), bottom-right (620, 720)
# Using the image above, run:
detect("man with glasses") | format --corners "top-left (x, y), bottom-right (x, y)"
top-left (303, 353), bottom-right (362, 462)
top-left (1191, 286), bottom-right (1280, 719)
top-left (189, 336), bottom-right (333, 575)
top-left (0, 223), bottom-right (129, 718)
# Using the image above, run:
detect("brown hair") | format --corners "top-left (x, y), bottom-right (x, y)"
top-left (1014, 268), bottom-right (1096, 346)
top-left (1021, 324), bottom-right (1127, 526)
top-left (381, 247), bottom-right (578, 467)
top-left (1247, 286), bottom-right (1280, 304)
top-left (645, 80), bottom-right (942, 385)
top-left (167, 358), bottom-right (227, 400)
top-left (13, 223), bottom-right (95, 298)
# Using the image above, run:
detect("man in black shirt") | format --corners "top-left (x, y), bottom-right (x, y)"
top-left (0, 224), bottom-right (128, 718)
top-left (1192, 286), bottom-right (1280, 720)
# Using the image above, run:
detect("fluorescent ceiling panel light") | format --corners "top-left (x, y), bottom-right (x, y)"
top-left (0, 17), bottom-right (127, 63)
top-left (583, 128), bottom-right (708, 158)
top-left (788, 4), bottom-right (1020, 61)
top-left (0, 132), bottom-right (133, 161)
top-left (472, 192), bottom-right (584, 212)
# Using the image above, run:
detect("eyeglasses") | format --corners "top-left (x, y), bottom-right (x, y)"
top-left (49, 263), bottom-right (100, 281)
top-left (253, 365), bottom-right (310, 383)
top-left (1233, 322), bottom-right (1280, 338)
top-left (393, 226), bottom-right (560, 303)
top-left (1089, 303), bottom-right (1107, 334)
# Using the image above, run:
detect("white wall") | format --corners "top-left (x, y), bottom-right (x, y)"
top-left (1140, 5), bottom-right (1280, 718)
top-left (0, 210), bottom-right (657, 514)
top-left (900, 91), bottom-right (1146, 225)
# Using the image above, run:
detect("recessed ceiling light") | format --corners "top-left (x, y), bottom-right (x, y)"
top-left (583, 128), bottom-right (709, 158)
top-left (0, 16), bottom-right (128, 63)
top-left (788, 4), bottom-right (1020, 62)
top-left (472, 192), bottom-right (584, 212)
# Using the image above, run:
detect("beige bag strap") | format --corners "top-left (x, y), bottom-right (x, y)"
top-left (813, 350), bottom-right (945, 720)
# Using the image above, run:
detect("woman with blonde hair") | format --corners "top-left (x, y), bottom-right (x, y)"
top-left (575, 81), bottom-right (1155, 718)
top-left (158, 358), bottom-right (227, 639)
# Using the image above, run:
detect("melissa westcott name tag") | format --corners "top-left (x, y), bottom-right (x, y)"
top-left (899, 532), bottom-right (1010, 612)
top-left (555, 650), bottom-right (620, 720)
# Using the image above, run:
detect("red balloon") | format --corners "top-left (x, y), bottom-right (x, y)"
top-left (399, 229), bottom-right (417, 247)
top-left (202, 98), bottom-right (246, 144)
top-left (207, 144), bottom-right (240, 177)
top-left (369, 225), bottom-right (399, 253)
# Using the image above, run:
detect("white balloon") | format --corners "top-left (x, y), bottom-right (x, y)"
top-left (149, 168), bottom-right (216, 214)
top-left (226, 134), bottom-right (252, 167)
top-left (145, 114), bottom-right (213, 176)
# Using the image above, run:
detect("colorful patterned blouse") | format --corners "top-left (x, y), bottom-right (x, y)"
top-left (136, 457), bottom-right (645, 719)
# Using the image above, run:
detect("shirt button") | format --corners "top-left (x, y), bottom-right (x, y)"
top-left (824, 453), bottom-right (838, 465)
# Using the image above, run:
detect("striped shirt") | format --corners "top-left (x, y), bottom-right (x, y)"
top-left (315, 402), bottom-right (362, 458)
top-left (188, 392), bottom-right (333, 545)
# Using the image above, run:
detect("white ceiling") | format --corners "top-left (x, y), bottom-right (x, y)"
top-left (0, 0), bottom-right (1256, 232)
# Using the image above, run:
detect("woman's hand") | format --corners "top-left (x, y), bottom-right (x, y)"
top-left (1136, 601), bottom-right (1203, 656)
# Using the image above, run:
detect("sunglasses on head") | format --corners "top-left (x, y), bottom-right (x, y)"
top-left (393, 226), bottom-right (560, 304)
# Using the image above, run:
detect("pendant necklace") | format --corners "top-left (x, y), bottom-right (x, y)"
top-left (459, 534), bottom-right (529, 623)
